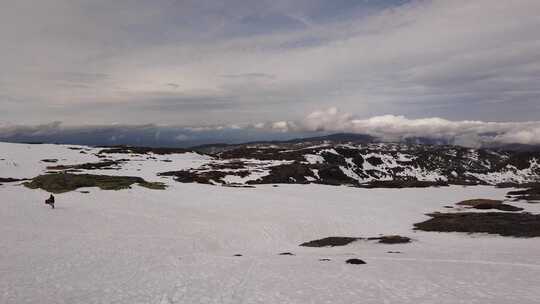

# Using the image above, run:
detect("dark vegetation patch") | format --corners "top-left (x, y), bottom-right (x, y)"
top-left (346, 258), bottom-right (366, 265)
top-left (368, 235), bottom-right (411, 244)
top-left (223, 184), bottom-right (256, 188)
top-left (506, 185), bottom-right (540, 202)
top-left (219, 147), bottom-right (308, 161)
top-left (300, 237), bottom-right (359, 247)
top-left (366, 156), bottom-right (384, 166)
top-left (24, 173), bottom-right (166, 193)
top-left (249, 162), bottom-right (314, 184)
top-left (47, 160), bottom-right (124, 171)
top-left (204, 161), bottom-right (248, 170)
top-left (414, 212), bottom-right (540, 237)
top-left (316, 165), bottom-right (358, 185)
top-left (360, 180), bottom-right (448, 188)
top-left (300, 235), bottom-right (411, 247)
top-left (0, 177), bottom-right (26, 183)
top-left (159, 170), bottom-right (249, 184)
top-left (98, 146), bottom-right (193, 155)
top-left (456, 199), bottom-right (523, 211)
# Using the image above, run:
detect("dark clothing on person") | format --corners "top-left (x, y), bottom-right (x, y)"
top-left (45, 194), bottom-right (55, 209)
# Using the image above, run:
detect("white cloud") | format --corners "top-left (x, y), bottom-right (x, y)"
top-left (297, 108), bottom-right (540, 146)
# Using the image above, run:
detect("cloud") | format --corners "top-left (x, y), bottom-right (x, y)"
top-left (221, 73), bottom-right (276, 80)
top-left (2, 108), bottom-right (540, 147)
top-left (1, 1), bottom-right (539, 125)
top-left (297, 108), bottom-right (540, 146)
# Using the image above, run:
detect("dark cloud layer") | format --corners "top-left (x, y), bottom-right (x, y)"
top-left (2, 109), bottom-right (540, 148)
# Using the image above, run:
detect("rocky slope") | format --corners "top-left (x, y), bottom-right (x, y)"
top-left (161, 142), bottom-right (540, 187)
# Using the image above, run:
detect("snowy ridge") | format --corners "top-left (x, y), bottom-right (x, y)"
top-left (166, 143), bottom-right (540, 186)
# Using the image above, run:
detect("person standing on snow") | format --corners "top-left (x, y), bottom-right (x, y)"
top-left (45, 194), bottom-right (55, 209)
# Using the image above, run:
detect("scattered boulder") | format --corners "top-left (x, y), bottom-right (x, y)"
top-left (300, 235), bottom-right (411, 247)
top-left (319, 258), bottom-right (331, 261)
top-left (233, 254), bottom-right (243, 257)
top-left (346, 258), bottom-right (366, 265)
top-left (279, 252), bottom-right (295, 256)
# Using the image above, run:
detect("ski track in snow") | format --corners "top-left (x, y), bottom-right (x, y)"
top-left (2, 142), bottom-right (540, 303)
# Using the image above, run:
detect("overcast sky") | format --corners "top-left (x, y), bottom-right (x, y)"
top-left (1, 0), bottom-right (540, 146)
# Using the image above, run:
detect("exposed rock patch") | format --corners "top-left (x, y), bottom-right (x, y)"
top-left (159, 170), bottom-right (232, 184)
top-left (300, 237), bottom-right (360, 247)
top-left (47, 160), bottom-right (124, 171)
top-left (369, 235), bottom-right (411, 244)
top-left (98, 146), bottom-right (193, 155)
top-left (506, 185), bottom-right (540, 202)
top-left (414, 212), bottom-right (540, 237)
top-left (162, 142), bottom-right (540, 188)
top-left (0, 177), bottom-right (26, 183)
top-left (456, 199), bottom-right (523, 211)
top-left (300, 235), bottom-right (411, 247)
top-left (24, 173), bottom-right (166, 193)
top-left (360, 180), bottom-right (448, 188)
top-left (41, 159), bottom-right (58, 163)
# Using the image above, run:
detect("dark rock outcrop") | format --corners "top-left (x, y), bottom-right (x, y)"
top-left (414, 212), bottom-right (540, 237)
top-left (456, 199), bottom-right (524, 211)
top-left (346, 258), bottom-right (366, 265)
top-left (300, 235), bottom-right (411, 247)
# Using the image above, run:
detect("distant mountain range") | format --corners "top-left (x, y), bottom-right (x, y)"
top-left (190, 133), bottom-right (540, 153)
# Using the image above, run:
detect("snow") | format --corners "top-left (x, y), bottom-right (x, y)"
top-left (222, 169), bottom-right (270, 184)
top-left (304, 154), bottom-right (325, 164)
top-left (469, 159), bottom-right (540, 185)
top-left (2, 143), bottom-right (540, 303)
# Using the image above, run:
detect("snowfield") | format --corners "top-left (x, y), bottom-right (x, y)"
top-left (2, 142), bottom-right (540, 304)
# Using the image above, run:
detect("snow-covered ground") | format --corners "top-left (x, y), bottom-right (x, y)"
top-left (2, 143), bottom-right (540, 303)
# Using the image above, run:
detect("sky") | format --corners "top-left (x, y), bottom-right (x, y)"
top-left (1, 0), bottom-right (540, 146)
